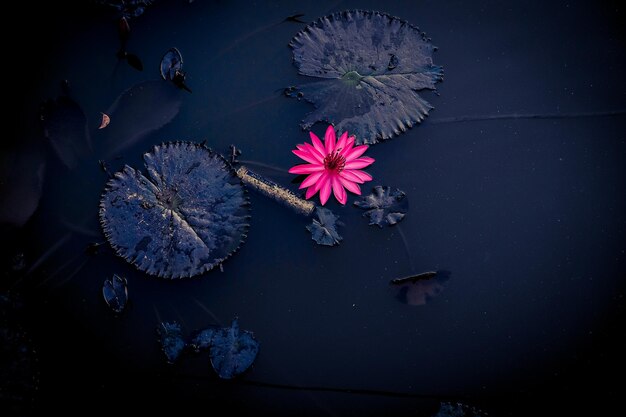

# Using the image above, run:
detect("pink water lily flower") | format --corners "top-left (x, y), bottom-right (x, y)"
top-left (289, 125), bottom-right (375, 205)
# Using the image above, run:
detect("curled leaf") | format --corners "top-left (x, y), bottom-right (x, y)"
top-left (102, 274), bottom-right (128, 313)
top-left (98, 112), bottom-right (111, 129)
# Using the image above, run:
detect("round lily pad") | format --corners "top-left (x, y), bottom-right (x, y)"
top-left (99, 142), bottom-right (250, 279)
top-left (288, 10), bottom-right (443, 145)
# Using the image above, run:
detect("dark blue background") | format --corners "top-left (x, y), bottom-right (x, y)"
top-left (3, 1), bottom-right (625, 415)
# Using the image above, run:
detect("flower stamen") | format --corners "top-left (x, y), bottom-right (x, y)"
top-left (323, 151), bottom-right (346, 172)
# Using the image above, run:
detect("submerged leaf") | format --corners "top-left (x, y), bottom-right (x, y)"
top-left (354, 186), bottom-right (408, 227)
top-left (40, 85), bottom-right (91, 169)
top-left (100, 80), bottom-right (183, 156)
top-left (306, 207), bottom-right (343, 246)
top-left (288, 10), bottom-right (443, 145)
top-left (0, 144), bottom-right (46, 227)
top-left (433, 402), bottom-right (488, 417)
top-left (393, 270), bottom-right (450, 306)
top-left (99, 142), bottom-right (249, 279)
top-left (209, 318), bottom-right (259, 379)
top-left (157, 321), bottom-right (185, 364)
top-left (102, 274), bottom-right (128, 313)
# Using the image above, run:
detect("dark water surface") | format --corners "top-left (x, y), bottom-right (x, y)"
top-left (3, 1), bottom-right (625, 415)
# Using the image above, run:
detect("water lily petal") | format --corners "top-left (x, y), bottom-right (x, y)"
top-left (302, 142), bottom-right (325, 162)
top-left (350, 169), bottom-right (373, 182)
top-left (345, 145), bottom-right (369, 161)
top-left (332, 176), bottom-right (347, 204)
top-left (339, 177), bottom-right (361, 195)
top-left (320, 177), bottom-right (332, 205)
top-left (300, 171), bottom-right (324, 189)
top-left (293, 149), bottom-right (320, 164)
top-left (313, 172), bottom-right (328, 192)
top-left (335, 131), bottom-right (348, 153)
top-left (324, 125), bottom-right (336, 154)
top-left (339, 135), bottom-right (356, 157)
top-left (305, 185), bottom-right (318, 199)
top-left (340, 170), bottom-right (365, 183)
top-left (344, 157), bottom-right (375, 169)
top-left (309, 131), bottom-right (326, 156)
top-left (288, 164), bottom-right (325, 174)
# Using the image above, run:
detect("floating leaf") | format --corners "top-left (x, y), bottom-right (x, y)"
top-left (288, 10), bottom-right (443, 145)
top-left (40, 83), bottom-right (91, 169)
top-left (392, 270), bottom-right (450, 306)
top-left (160, 48), bottom-right (183, 81)
top-left (354, 186), bottom-right (408, 227)
top-left (157, 321), bottom-right (185, 364)
top-left (306, 207), bottom-right (343, 246)
top-left (100, 80), bottom-right (183, 156)
top-left (160, 48), bottom-right (192, 92)
top-left (188, 327), bottom-right (217, 352)
top-left (102, 274), bottom-right (128, 313)
top-left (100, 142), bottom-right (249, 279)
top-left (209, 318), bottom-right (259, 379)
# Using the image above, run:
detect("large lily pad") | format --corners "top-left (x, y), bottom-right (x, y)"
top-left (288, 10), bottom-right (443, 145)
top-left (354, 186), bottom-right (408, 227)
top-left (99, 142), bottom-right (249, 279)
top-left (209, 318), bottom-right (259, 379)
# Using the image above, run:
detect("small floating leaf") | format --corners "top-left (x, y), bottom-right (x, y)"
top-left (102, 274), bottom-right (128, 313)
top-left (306, 207), bottom-right (343, 246)
top-left (125, 53), bottom-right (144, 71)
top-left (288, 10), bottom-right (443, 145)
top-left (354, 186), bottom-right (408, 227)
top-left (160, 48), bottom-right (183, 81)
top-left (209, 318), bottom-right (259, 379)
top-left (99, 142), bottom-right (249, 279)
top-left (157, 321), bottom-right (186, 364)
top-left (188, 327), bottom-right (217, 352)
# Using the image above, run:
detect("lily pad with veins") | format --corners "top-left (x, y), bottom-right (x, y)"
top-left (354, 186), bottom-right (408, 227)
top-left (99, 142), bottom-right (249, 279)
top-left (287, 10), bottom-right (443, 145)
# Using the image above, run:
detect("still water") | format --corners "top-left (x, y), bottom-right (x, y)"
top-left (2, 1), bottom-right (625, 415)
